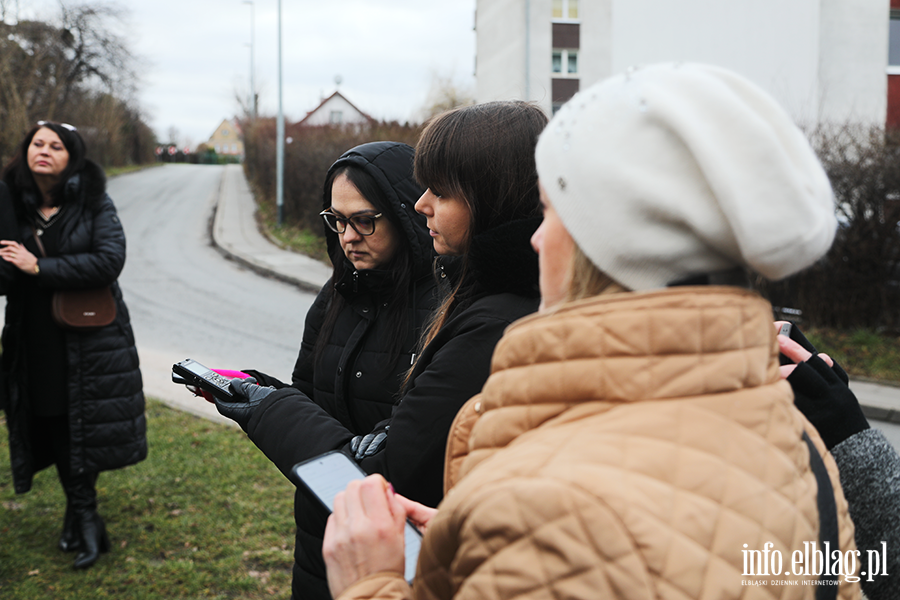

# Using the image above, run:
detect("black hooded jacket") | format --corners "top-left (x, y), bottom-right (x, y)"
top-left (241, 141), bottom-right (439, 600)
top-left (247, 197), bottom-right (540, 598)
top-left (0, 161), bottom-right (146, 494)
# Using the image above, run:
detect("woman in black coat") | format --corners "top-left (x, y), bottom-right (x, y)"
top-left (215, 103), bottom-right (547, 599)
top-left (214, 141), bottom-right (439, 600)
top-left (0, 122), bottom-right (146, 570)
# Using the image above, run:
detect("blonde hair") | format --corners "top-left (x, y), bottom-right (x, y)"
top-left (566, 245), bottom-right (628, 302)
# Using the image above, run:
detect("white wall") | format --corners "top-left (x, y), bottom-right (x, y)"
top-left (580, 0), bottom-right (614, 88)
top-left (610, 0), bottom-right (824, 123)
top-left (476, 0), bottom-right (530, 102)
top-left (817, 0), bottom-right (889, 126)
top-left (475, 0), bottom-right (888, 126)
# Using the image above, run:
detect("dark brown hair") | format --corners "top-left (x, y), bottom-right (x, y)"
top-left (3, 122), bottom-right (87, 207)
top-left (412, 100), bottom-right (547, 350)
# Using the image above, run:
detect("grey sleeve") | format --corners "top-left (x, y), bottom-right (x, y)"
top-left (831, 428), bottom-right (900, 600)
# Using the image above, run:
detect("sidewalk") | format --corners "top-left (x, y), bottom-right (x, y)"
top-left (191, 164), bottom-right (900, 425)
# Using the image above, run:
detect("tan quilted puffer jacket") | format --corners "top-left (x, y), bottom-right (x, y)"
top-left (338, 287), bottom-right (860, 600)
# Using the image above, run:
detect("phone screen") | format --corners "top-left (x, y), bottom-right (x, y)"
top-left (292, 451), bottom-right (422, 583)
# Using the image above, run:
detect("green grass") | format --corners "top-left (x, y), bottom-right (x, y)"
top-left (0, 400), bottom-right (296, 599)
top-left (806, 327), bottom-right (900, 385)
top-left (105, 163), bottom-right (164, 178)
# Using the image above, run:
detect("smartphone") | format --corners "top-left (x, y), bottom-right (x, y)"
top-left (172, 358), bottom-right (235, 402)
top-left (292, 451), bottom-right (422, 583)
top-left (776, 322), bottom-right (793, 365)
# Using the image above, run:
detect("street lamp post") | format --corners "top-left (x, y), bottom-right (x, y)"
top-left (242, 0), bottom-right (256, 118)
top-left (276, 0), bottom-right (284, 225)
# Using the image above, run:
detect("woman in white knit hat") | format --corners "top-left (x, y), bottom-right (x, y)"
top-left (320, 63), bottom-right (862, 600)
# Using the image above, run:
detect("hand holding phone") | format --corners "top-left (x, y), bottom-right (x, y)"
top-left (293, 451), bottom-right (422, 584)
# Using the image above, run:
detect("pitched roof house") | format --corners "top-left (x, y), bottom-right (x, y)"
top-left (206, 119), bottom-right (244, 157)
top-left (297, 91), bottom-right (375, 127)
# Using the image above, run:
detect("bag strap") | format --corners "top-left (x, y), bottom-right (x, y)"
top-left (30, 226), bottom-right (47, 258)
top-left (803, 430), bottom-right (840, 600)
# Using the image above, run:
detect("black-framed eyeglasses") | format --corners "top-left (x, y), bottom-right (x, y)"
top-left (320, 209), bottom-right (383, 236)
top-left (37, 121), bottom-right (77, 132)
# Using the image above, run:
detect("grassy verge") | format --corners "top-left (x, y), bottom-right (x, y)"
top-left (106, 163), bottom-right (164, 178)
top-left (255, 200), bottom-right (329, 265)
top-left (805, 328), bottom-right (900, 385)
top-left (0, 400), bottom-right (295, 599)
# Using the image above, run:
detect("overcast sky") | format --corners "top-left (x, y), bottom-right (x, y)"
top-left (23, 1), bottom-right (477, 147)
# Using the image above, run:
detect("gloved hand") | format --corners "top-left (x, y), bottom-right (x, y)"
top-left (788, 355), bottom-right (869, 449)
top-left (213, 377), bottom-right (276, 432)
top-left (778, 321), bottom-right (848, 384)
top-left (776, 323), bottom-right (868, 450)
top-left (349, 425), bottom-right (389, 460)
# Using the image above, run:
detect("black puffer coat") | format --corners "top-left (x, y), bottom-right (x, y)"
top-left (243, 141), bottom-right (438, 600)
top-left (247, 215), bottom-right (541, 599)
top-left (1, 161), bottom-right (146, 494)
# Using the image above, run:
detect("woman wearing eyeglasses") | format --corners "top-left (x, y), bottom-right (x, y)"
top-left (0, 122), bottom-right (146, 570)
top-left (214, 141), bottom-right (439, 600)
top-left (214, 103), bottom-right (545, 600)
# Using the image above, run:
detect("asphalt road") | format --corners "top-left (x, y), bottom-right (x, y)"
top-left (873, 420), bottom-right (900, 450)
top-left (109, 164), bottom-right (314, 407)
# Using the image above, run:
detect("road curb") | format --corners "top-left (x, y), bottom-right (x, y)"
top-left (862, 405), bottom-right (900, 425)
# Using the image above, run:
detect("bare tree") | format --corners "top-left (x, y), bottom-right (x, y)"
top-left (0, 1), bottom-right (152, 166)
top-left (416, 70), bottom-right (475, 123)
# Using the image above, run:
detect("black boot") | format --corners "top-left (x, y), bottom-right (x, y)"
top-left (72, 509), bottom-right (110, 569)
top-left (69, 472), bottom-right (110, 569)
top-left (58, 499), bottom-right (82, 552)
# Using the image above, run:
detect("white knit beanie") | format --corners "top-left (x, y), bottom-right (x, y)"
top-left (535, 62), bottom-right (837, 291)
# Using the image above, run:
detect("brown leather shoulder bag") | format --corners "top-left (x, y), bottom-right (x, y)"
top-left (32, 227), bottom-right (116, 331)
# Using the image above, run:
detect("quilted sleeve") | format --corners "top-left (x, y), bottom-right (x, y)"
top-left (38, 195), bottom-right (126, 289)
top-left (428, 477), bottom-right (655, 600)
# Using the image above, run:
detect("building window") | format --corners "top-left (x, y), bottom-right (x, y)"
top-left (552, 49), bottom-right (578, 75)
top-left (890, 9), bottom-right (900, 70)
top-left (552, 0), bottom-right (578, 20)
top-left (222, 129), bottom-right (230, 137)
top-left (330, 110), bottom-right (343, 125)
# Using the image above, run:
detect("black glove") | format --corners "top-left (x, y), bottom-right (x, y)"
top-left (213, 377), bottom-right (276, 432)
top-left (239, 369), bottom-right (287, 389)
top-left (779, 322), bottom-right (848, 384)
top-left (350, 425), bottom-right (389, 460)
top-left (788, 354), bottom-right (869, 450)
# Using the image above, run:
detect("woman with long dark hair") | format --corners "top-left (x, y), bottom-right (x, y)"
top-left (0, 122), bottom-right (145, 570)
top-left (215, 102), bottom-right (547, 599)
